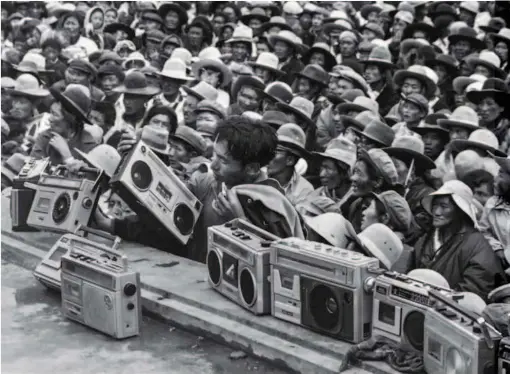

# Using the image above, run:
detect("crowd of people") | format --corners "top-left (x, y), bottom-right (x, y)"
top-left (1, 1), bottom-right (510, 345)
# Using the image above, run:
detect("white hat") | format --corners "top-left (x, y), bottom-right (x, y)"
top-left (460, 1), bottom-right (479, 14)
top-left (457, 292), bottom-right (486, 315)
top-left (75, 144), bottom-right (121, 178)
top-left (283, 1), bottom-right (303, 15)
top-left (304, 213), bottom-right (358, 248)
top-left (157, 58), bottom-right (192, 81)
top-left (355, 223), bottom-right (404, 270)
top-left (407, 269), bottom-right (450, 289)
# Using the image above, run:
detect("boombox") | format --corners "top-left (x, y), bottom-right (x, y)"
top-left (25, 166), bottom-right (104, 234)
top-left (110, 141), bottom-right (202, 245)
top-left (60, 230), bottom-right (140, 339)
top-left (33, 225), bottom-right (122, 291)
top-left (270, 238), bottom-right (380, 343)
top-left (371, 272), bottom-right (457, 352)
top-left (424, 290), bottom-right (501, 374)
top-left (10, 157), bottom-right (51, 231)
top-left (500, 337), bottom-right (510, 374)
top-left (207, 219), bottom-right (279, 315)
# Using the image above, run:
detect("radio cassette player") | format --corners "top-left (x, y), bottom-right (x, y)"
top-left (34, 225), bottom-right (122, 291)
top-left (10, 157), bottom-right (51, 231)
top-left (499, 337), bottom-right (510, 374)
top-left (110, 141), bottom-right (202, 245)
top-left (207, 219), bottom-right (279, 315)
top-left (25, 166), bottom-right (104, 234)
top-left (372, 271), bottom-right (458, 352)
top-left (424, 290), bottom-right (501, 374)
top-left (60, 232), bottom-right (140, 339)
top-left (270, 238), bottom-right (380, 343)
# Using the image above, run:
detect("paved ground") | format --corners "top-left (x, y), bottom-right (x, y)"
top-left (1, 261), bottom-right (290, 374)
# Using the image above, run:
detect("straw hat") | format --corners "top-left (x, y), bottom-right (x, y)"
top-left (50, 84), bottom-right (92, 125)
top-left (314, 136), bottom-right (357, 169)
top-left (450, 129), bottom-right (507, 157)
top-left (10, 74), bottom-right (49, 98)
top-left (247, 52), bottom-right (283, 75)
top-left (438, 106), bottom-right (479, 131)
top-left (384, 136), bottom-right (436, 173)
top-left (422, 180), bottom-right (479, 227)
top-left (304, 213), bottom-right (358, 248)
top-left (393, 65), bottom-right (437, 99)
top-left (277, 123), bottom-right (308, 158)
top-left (466, 51), bottom-right (505, 79)
top-left (74, 144), bottom-right (121, 178)
top-left (354, 223), bottom-right (404, 270)
top-left (275, 97), bottom-right (315, 129)
top-left (113, 71), bottom-right (160, 96)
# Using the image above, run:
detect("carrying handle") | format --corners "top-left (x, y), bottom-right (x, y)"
top-left (74, 225), bottom-right (122, 251)
top-left (53, 165), bottom-right (69, 176)
top-left (428, 290), bottom-right (501, 349)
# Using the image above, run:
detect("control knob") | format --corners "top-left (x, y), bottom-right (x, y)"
top-left (124, 283), bottom-right (137, 297)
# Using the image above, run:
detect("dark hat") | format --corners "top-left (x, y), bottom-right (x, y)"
top-left (489, 27), bottom-right (510, 48)
top-left (413, 113), bottom-right (450, 140)
top-left (258, 16), bottom-right (292, 34)
top-left (241, 7), bottom-right (269, 25)
top-left (186, 16), bottom-right (214, 45)
top-left (428, 3), bottom-right (457, 19)
top-left (448, 27), bottom-right (485, 50)
top-left (231, 75), bottom-right (265, 103)
top-left (144, 29), bottom-right (166, 45)
top-left (384, 135), bottom-right (436, 173)
top-left (113, 71), bottom-right (161, 96)
top-left (170, 126), bottom-right (207, 155)
top-left (275, 97), bottom-right (315, 129)
top-left (301, 42), bottom-right (337, 71)
top-left (425, 54), bottom-right (459, 77)
top-left (356, 119), bottom-right (395, 147)
top-left (277, 123), bottom-right (308, 158)
top-left (295, 64), bottom-right (329, 86)
top-left (480, 17), bottom-right (507, 34)
top-left (103, 22), bottom-right (135, 40)
top-left (98, 50), bottom-right (123, 66)
top-left (50, 84), bottom-right (92, 124)
top-left (97, 64), bottom-right (125, 82)
top-left (68, 59), bottom-right (97, 79)
top-left (401, 92), bottom-right (429, 113)
top-left (466, 78), bottom-right (509, 107)
top-left (158, 2), bottom-right (188, 26)
top-left (141, 9), bottom-right (164, 25)
top-left (402, 22), bottom-right (439, 42)
top-left (360, 4), bottom-right (383, 20)
top-left (261, 110), bottom-right (290, 130)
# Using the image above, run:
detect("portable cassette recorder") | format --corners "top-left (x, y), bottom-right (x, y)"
top-left (10, 157), bottom-right (51, 231)
top-left (60, 231), bottom-right (140, 339)
top-left (499, 336), bottom-right (510, 374)
top-left (372, 271), bottom-right (458, 353)
top-left (110, 140), bottom-right (202, 245)
top-left (207, 219), bottom-right (280, 315)
top-left (424, 289), bottom-right (501, 374)
top-left (270, 237), bottom-right (380, 343)
top-left (34, 225), bottom-right (122, 291)
top-left (25, 165), bottom-right (104, 233)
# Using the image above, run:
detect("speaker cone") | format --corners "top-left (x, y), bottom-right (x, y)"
top-left (310, 284), bottom-right (340, 330)
top-left (240, 268), bottom-right (256, 307)
top-left (174, 204), bottom-right (194, 235)
top-left (207, 251), bottom-right (221, 286)
top-left (131, 161), bottom-right (152, 190)
top-left (52, 193), bottom-right (71, 223)
top-left (403, 311), bottom-right (425, 350)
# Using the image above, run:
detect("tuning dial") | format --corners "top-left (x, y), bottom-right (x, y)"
top-left (127, 302), bottom-right (135, 310)
top-left (124, 283), bottom-right (137, 297)
top-left (82, 197), bottom-right (93, 209)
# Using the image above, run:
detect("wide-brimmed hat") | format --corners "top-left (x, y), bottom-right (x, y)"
top-left (231, 75), bottom-right (265, 103)
top-left (459, 1), bottom-right (479, 14)
top-left (422, 180), bottom-right (478, 227)
top-left (261, 111), bottom-right (290, 130)
top-left (295, 64), bottom-right (329, 86)
top-left (241, 7), bottom-right (269, 25)
top-left (438, 106), bottom-right (479, 131)
top-left (323, 19), bottom-right (353, 36)
top-left (481, 18), bottom-right (507, 34)
top-left (384, 136), bottom-right (436, 173)
top-left (301, 43), bottom-right (337, 71)
top-left (277, 123), bottom-right (308, 158)
top-left (1, 153), bottom-right (27, 182)
top-left (267, 30), bottom-right (298, 51)
top-left (400, 38), bottom-right (430, 56)
top-left (50, 84), bottom-right (92, 125)
top-left (450, 129), bottom-right (506, 157)
top-left (140, 125), bottom-right (171, 155)
top-left (255, 81), bottom-right (293, 105)
top-left (258, 16), bottom-right (292, 34)
top-left (353, 223), bottom-right (404, 270)
top-left (489, 151), bottom-right (510, 174)
top-left (448, 27), bottom-right (485, 50)
top-left (356, 119), bottom-right (395, 147)
top-left (331, 68), bottom-right (370, 95)
top-left (158, 2), bottom-right (188, 26)
top-left (103, 22), bottom-right (135, 40)
top-left (466, 51), bottom-right (505, 79)
top-left (429, 3), bottom-right (457, 19)
top-left (358, 148), bottom-right (399, 187)
top-left (361, 22), bottom-right (385, 40)
top-left (75, 144), bottom-right (121, 178)
top-left (341, 110), bottom-right (379, 132)
top-left (9, 74), bottom-right (49, 98)
top-left (275, 97), bottom-right (315, 129)
top-left (194, 99), bottom-right (226, 119)
top-left (466, 78), bottom-right (509, 107)
top-left (140, 9), bottom-right (164, 26)
top-left (183, 81), bottom-right (219, 102)
top-left (393, 65), bottom-right (437, 99)
top-left (192, 57), bottom-right (232, 87)
top-left (113, 71), bottom-right (160, 96)
top-left (490, 27), bottom-right (510, 48)
top-left (12, 52), bottom-right (52, 76)
top-left (401, 92), bottom-right (429, 113)
top-left (371, 190), bottom-right (413, 232)
top-left (314, 136), bottom-right (357, 169)
top-left (402, 22), bottom-right (438, 42)
top-left (452, 73), bottom-right (487, 94)
top-left (360, 45), bottom-right (395, 69)
top-left (304, 213), bottom-right (358, 248)
top-left (426, 54), bottom-right (459, 77)
top-left (247, 52), bottom-right (283, 75)
top-left (360, 4), bottom-right (383, 20)
top-left (226, 26), bottom-right (253, 45)
top-left (413, 113), bottom-right (450, 140)
top-left (170, 126), bottom-right (207, 155)
top-left (337, 96), bottom-right (379, 115)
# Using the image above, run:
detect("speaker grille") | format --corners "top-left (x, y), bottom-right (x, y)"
top-left (52, 192), bottom-right (71, 223)
top-left (404, 311), bottom-right (425, 350)
top-left (207, 250), bottom-right (221, 286)
top-left (240, 268), bottom-right (256, 307)
top-left (310, 284), bottom-right (340, 330)
top-left (131, 160), bottom-right (152, 190)
top-left (173, 204), bottom-right (195, 235)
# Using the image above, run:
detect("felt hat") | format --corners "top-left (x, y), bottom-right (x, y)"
top-left (393, 65), bottom-right (437, 99)
top-left (331, 68), bottom-right (370, 95)
top-left (361, 22), bottom-right (385, 40)
top-left (354, 223), bottom-right (404, 270)
top-left (428, 3), bottom-right (458, 19)
top-left (275, 97), bottom-right (315, 129)
top-left (360, 45), bottom-right (395, 69)
top-left (140, 9), bottom-right (164, 26)
top-left (402, 22), bottom-right (438, 42)
top-left (103, 22), bottom-right (135, 40)
top-left (241, 7), bottom-right (269, 25)
top-left (140, 125), bottom-right (171, 155)
top-left (371, 190), bottom-right (413, 232)
top-left (337, 96), bottom-right (379, 115)
top-left (323, 9), bottom-right (351, 24)
top-left (448, 27), bottom-right (485, 50)
top-left (422, 180), bottom-right (479, 227)
top-left (341, 110), bottom-right (379, 132)
top-left (9, 74), bottom-right (49, 98)
top-left (12, 52), bottom-right (52, 75)
top-left (480, 18), bottom-right (507, 34)
top-left (282, 1), bottom-right (303, 15)
top-left (1, 153), bottom-right (27, 182)
top-left (466, 78), bottom-right (509, 106)
top-left (466, 51), bottom-right (505, 79)
top-left (358, 148), bottom-right (399, 187)
top-left (226, 26), bottom-right (253, 45)
top-left (258, 16), bottom-right (292, 34)
top-left (323, 19), bottom-right (353, 36)
top-left (277, 123), bottom-right (308, 158)
top-left (194, 99), bottom-right (226, 119)
top-left (113, 71), bottom-right (160, 96)
top-left (50, 84), bottom-right (92, 125)
top-left (68, 59), bottom-right (97, 79)
top-left (170, 126), bottom-right (207, 155)
top-left (360, 4), bottom-right (383, 20)
top-left (489, 151), bottom-right (510, 175)
top-left (438, 106), bottom-right (479, 131)
top-left (247, 52), bottom-right (283, 75)
top-left (230, 75), bottom-right (265, 103)
top-left (192, 56), bottom-right (232, 87)
top-left (450, 129), bottom-right (506, 157)
top-left (1, 77), bottom-right (16, 90)
top-left (452, 73), bottom-right (487, 95)
top-left (413, 113), bottom-right (450, 140)
top-left (459, 1), bottom-right (479, 14)
top-left (304, 213), bottom-right (358, 248)
top-left (356, 119), bottom-right (395, 147)
top-left (426, 54), bottom-right (459, 77)
top-left (301, 43), bottom-right (337, 71)
top-left (267, 30), bottom-right (298, 50)
top-left (384, 135), bottom-right (436, 173)
top-left (74, 144), bottom-right (121, 178)
top-left (255, 81), bottom-right (293, 105)
top-left (400, 38), bottom-right (430, 56)
top-left (183, 81), bottom-right (219, 102)
top-left (314, 136), bottom-right (357, 169)
top-left (490, 27), bottom-right (510, 48)
top-left (158, 2), bottom-right (188, 26)
top-left (295, 64), bottom-right (329, 86)
top-left (401, 92), bottom-right (429, 113)
top-left (261, 111), bottom-right (290, 130)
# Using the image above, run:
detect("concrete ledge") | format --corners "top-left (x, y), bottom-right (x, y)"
top-left (1, 197), bottom-right (399, 374)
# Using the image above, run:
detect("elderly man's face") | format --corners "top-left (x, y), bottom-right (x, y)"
top-left (9, 95), bottom-right (33, 120)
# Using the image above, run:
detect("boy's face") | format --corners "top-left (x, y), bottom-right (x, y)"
top-left (43, 46), bottom-right (59, 62)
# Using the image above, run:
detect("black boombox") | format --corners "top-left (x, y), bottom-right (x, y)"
top-left (10, 157), bottom-right (51, 231)
top-left (25, 165), bottom-right (104, 234)
top-left (110, 141), bottom-right (202, 245)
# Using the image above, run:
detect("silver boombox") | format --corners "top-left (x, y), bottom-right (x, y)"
top-left (34, 225), bottom-right (122, 291)
top-left (500, 337), bottom-right (510, 374)
top-left (270, 237), bottom-right (380, 343)
top-left (372, 271), bottom-right (457, 352)
top-left (25, 165), bottom-right (104, 233)
top-left (110, 140), bottom-right (202, 245)
top-left (10, 157), bottom-right (51, 231)
top-left (60, 230), bottom-right (140, 339)
top-left (207, 219), bottom-right (279, 315)
top-left (424, 290), bottom-right (502, 374)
